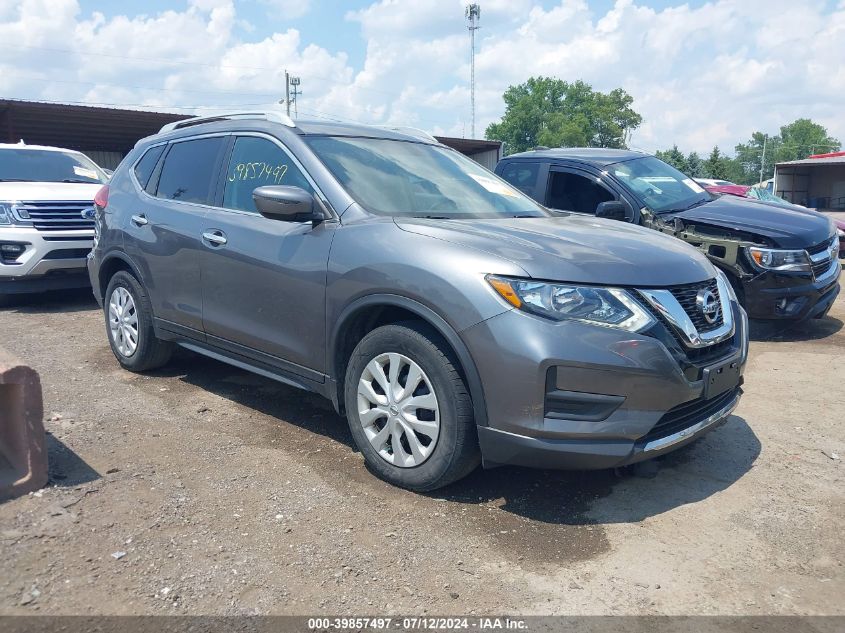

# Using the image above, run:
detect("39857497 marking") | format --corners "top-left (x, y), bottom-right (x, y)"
top-left (307, 617), bottom-right (393, 630)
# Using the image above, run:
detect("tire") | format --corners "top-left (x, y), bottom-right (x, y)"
top-left (344, 322), bottom-right (480, 491)
top-left (104, 271), bottom-right (172, 372)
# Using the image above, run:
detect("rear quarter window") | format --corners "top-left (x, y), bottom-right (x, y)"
top-left (133, 145), bottom-right (165, 190)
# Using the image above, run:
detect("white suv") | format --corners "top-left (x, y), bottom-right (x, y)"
top-left (0, 143), bottom-right (108, 304)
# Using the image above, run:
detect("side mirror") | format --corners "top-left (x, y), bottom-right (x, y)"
top-left (253, 185), bottom-right (322, 222)
top-left (595, 200), bottom-right (631, 222)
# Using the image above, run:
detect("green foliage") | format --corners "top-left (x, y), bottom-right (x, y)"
top-left (655, 119), bottom-right (840, 186)
top-left (733, 119), bottom-right (840, 184)
top-left (485, 77), bottom-right (642, 154)
top-left (654, 145), bottom-right (687, 172)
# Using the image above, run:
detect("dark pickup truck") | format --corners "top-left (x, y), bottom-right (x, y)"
top-left (496, 148), bottom-right (840, 320)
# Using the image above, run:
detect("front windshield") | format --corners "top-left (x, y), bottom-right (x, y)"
top-left (610, 156), bottom-right (711, 214)
top-left (748, 188), bottom-right (791, 206)
top-left (0, 148), bottom-right (108, 184)
top-left (307, 136), bottom-right (548, 219)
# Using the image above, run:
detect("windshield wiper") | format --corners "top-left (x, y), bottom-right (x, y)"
top-left (0, 178), bottom-right (34, 182)
top-left (684, 198), bottom-right (711, 211)
top-left (411, 215), bottom-right (452, 219)
top-left (61, 178), bottom-right (95, 183)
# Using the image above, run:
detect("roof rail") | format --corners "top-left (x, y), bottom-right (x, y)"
top-left (159, 111), bottom-right (296, 133)
top-left (375, 125), bottom-right (439, 144)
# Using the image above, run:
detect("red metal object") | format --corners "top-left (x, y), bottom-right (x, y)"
top-left (808, 151), bottom-right (845, 159)
top-left (704, 184), bottom-right (751, 198)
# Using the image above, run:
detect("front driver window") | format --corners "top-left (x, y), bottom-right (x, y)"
top-left (547, 171), bottom-right (614, 214)
top-left (223, 136), bottom-right (313, 213)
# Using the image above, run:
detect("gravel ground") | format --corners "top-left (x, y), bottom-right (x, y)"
top-left (0, 284), bottom-right (843, 615)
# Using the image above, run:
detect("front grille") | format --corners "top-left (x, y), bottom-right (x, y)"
top-left (808, 237), bottom-right (836, 279)
top-left (641, 387), bottom-right (740, 444)
top-left (16, 201), bottom-right (94, 232)
top-left (667, 278), bottom-right (722, 332)
top-left (812, 260), bottom-right (832, 277)
top-left (806, 237), bottom-right (833, 256)
top-left (43, 248), bottom-right (91, 260)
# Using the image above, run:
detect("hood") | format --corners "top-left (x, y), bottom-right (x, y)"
top-left (395, 214), bottom-right (715, 287)
top-left (0, 181), bottom-right (102, 202)
top-left (666, 195), bottom-right (833, 248)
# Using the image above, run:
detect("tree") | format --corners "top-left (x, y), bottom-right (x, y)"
top-left (654, 145), bottom-right (687, 172)
top-left (485, 77), bottom-right (642, 154)
top-left (685, 151), bottom-right (705, 178)
top-left (703, 146), bottom-right (733, 180)
top-left (734, 119), bottom-right (840, 184)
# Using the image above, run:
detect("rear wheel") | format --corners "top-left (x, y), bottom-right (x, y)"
top-left (344, 322), bottom-right (480, 491)
top-left (104, 271), bottom-right (172, 371)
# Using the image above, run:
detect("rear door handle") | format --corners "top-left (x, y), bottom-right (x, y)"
top-left (131, 214), bottom-right (148, 226)
top-left (202, 230), bottom-right (228, 246)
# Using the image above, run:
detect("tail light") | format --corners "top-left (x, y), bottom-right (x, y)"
top-left (94, 185), bottom-right (110, 209)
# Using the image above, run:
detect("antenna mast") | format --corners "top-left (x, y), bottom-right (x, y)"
top-left (465, 3), bottom-right (481, 138)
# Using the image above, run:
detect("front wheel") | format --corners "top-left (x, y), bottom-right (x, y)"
top-left (104, 271), bottom-right (172, 372)
top-left (344, 322), bottom-right (480, 491)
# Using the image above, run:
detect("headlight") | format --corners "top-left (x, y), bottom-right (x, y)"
top-left (0, 202), bottom-right (30, 227)
top-left (486, 275), bottom-right (655, 332)
top-left (746, 246), bottom-right (811, 272)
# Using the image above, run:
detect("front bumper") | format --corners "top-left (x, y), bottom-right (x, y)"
top-left (0, 228), bottom-right (93, 294)
top-left (741, 259), bottom-right (840, 320)
top-left (461, 302), bottom-right (748, 470)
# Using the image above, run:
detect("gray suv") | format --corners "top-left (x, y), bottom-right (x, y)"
top-left (88, 111), bottom-right (749, 491)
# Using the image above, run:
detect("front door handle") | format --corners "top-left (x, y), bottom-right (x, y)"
top-left (131, 214), bottom-right (148, 226)
top-left (202, 230), bottom-right (228, 246)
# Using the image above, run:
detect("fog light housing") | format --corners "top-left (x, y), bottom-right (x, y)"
top-left (0, 242), bottom-right (27, 263)
top-left (774, 296), bottom-right (808, 316)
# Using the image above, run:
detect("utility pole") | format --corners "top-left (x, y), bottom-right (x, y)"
top-left (759, 134), bottom-right (767, 184)
top-left (284, 70), bottom-right (291, 117)
top-left (289, 76), bottom-right (302, 118)
top-left (465, 3), bottom-right (481, 138)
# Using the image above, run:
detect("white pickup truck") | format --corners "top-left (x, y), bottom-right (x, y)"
top-left (0, 142), bottom-right (108, 305)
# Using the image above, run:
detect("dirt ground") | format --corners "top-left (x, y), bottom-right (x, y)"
top-left (0, 281), bottom-right (843, 616)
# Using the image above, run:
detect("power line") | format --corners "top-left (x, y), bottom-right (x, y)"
top-left (2, 71), bottom-right (280, 97)
top-left (0, 43), bottom-right (408, 100)
top-left (0, 96), bottom-right (276, 111)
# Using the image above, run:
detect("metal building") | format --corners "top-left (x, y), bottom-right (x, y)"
top-left (774, 152), bottom-right (845, 211)
top-left (1, 99), bottom-right (502, 171)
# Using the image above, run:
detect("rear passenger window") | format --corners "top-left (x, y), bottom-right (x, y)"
top-left (499, 162), bottom-right (539, 197)
top-left (223, 136), bottom-right (313, 213)
top-left (133, 145), bottom-right (164, 189)
top-left (156, 137), bottom-right (225, 205)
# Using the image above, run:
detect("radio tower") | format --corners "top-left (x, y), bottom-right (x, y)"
top-left (465, 3), bottom-right (481, 138)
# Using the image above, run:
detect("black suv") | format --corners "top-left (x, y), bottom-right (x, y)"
top-left (496, 148), bottom-right (840, 320)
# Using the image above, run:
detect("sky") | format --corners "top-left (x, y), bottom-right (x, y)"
top-left (1, 0), bottom-right (843, 154)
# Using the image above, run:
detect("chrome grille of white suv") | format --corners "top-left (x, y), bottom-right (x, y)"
top-left (15, 201), bottom-right (94, 232)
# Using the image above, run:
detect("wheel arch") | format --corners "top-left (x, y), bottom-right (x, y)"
top-left (330, 294), bottom-right (488, 427)
top-left (98, 252), bottom-right (145, 300)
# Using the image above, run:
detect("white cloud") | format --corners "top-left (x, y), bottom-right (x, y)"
top-left (260, 0), bottom-right (313, 21)
top-left (0, 0), bottom-right (843, 153)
